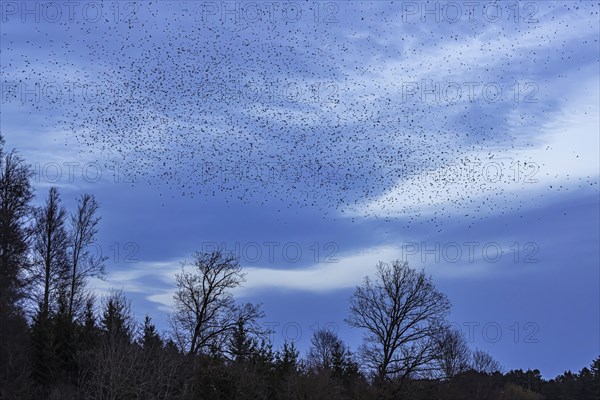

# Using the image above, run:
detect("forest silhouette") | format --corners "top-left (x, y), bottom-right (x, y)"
top-left (0, 135), bottom-right (598, 399)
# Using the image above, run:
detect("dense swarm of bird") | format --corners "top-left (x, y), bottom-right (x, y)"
top-left (2, 1), bottom-right (597, 226)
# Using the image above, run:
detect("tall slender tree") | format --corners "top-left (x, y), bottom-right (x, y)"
top-left (66, 193), bottom-right (106, 321)
top-left (32, 187), bottom-right (69, 321)
top-left (30, 187), bottom-right (69, 393)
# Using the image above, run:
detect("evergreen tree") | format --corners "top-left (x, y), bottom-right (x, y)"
top-left (590, 357), bottom-right (600, 400)
top-left (277, 341), bottom-right (300, 375)
top-left (100, 289), bottom-right (135, 345)
top-left (79, 296), bottom-right (100, 348)
top-left (0, 138), bottom-right (35, 400)
top-left (140, 314), bottom-right (163, 351)
top-left (0, 144), bottom-right (34, 309)
top-left (228, 316), bottom-right (258, 363)
top-left (330, 341), bottom-right (360, 382)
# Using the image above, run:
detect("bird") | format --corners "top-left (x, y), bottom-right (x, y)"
top-left (3, 0), bottom-right (596, 231)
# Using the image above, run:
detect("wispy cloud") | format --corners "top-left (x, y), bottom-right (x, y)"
top-left (348, 71), bottom-right (599, 218)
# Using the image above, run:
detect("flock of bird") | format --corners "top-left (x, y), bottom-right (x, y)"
top-left (2, 1), bottom-right (597, 226)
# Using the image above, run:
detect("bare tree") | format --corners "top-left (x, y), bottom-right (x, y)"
top-left (433, 326), bottom-right (471, 379)
top-left (32, 187), bottom-right (69, 321)
top-left (346, 260), bottom-right (451, 382)
top-left (171, 250), bottom-right (262, 356)
top-left (66, 194), bottom-right (106, 321)
top-left (472, 348), bottom-right (502, 374)
top-left (307, 329), bottom-right (344, 370)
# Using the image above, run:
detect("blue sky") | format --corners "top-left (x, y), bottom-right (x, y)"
top-left (1, 1), bottom-right (599, 378)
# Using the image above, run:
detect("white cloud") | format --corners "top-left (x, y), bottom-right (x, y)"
top-left (93, 238), bottom-right (528, 312)
top-left (238, 245), bottom-right (397, 295)
top-left (91, 246), bottom-right (403, 310)
top-left (346, 72), bottom-right (599, 218)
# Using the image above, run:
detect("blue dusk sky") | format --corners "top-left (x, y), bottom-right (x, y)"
top-left (1, 0), bottom-right (599, 378)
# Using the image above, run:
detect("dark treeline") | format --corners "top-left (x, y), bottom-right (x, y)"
top-left (1, 136), bottom-right (599, 400)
